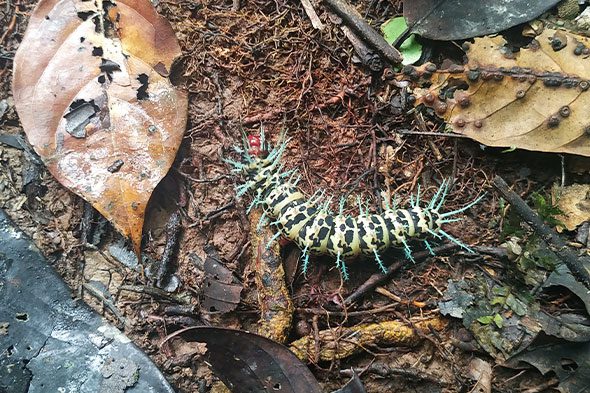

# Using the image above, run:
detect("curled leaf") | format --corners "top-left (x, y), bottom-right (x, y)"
top-left (163, 327), bottom-right (322, 393)
top-left (12, 0), bottom-right (188, 253)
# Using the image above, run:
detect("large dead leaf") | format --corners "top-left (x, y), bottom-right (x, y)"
top-left (12, 0), bottom-right (188, 253)
top-left (404, 28), bottom-right (590, 157)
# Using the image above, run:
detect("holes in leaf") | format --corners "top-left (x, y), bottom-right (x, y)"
top-left (102, 0), bottom-right (117, 37)
top-left (561, 358), bottom-right (578, 372)
top-left (6, 345), bottom-right (15, 356)
top-left (100, 58), bottom-right (121, 82)
top-left (64, 99), bottom-right (100, 138)
top-left (76, 11), bottom-right (94, 21)
top-left (100, 58), bottom-right (121, 74)
top-left (92, 46), bottom-right (103, 57)
top-left (136, 73), bottom-right (149, 100)
top-left (440, 78), bottom-right (469, 100)
top-left (15, 313), bottom-right (28, 322)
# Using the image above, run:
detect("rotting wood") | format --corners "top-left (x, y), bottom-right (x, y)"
top-left (289, 316), bottom-right (447, 362)
top-left (247, 209), bottom-right (294, 344)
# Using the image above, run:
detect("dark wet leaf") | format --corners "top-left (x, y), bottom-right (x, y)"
top-left (537, 312), bottom-right (590, 342)
top-left (507, 342), bottom-right (590, 393)
top-left (544, 263), bottom-right (590, 315)
top-left (201, 247), bottom-right (242, 313)
top-left (403, 0), bottom-right (560, 40)
top-left (0, 209), bottom-right (174, 392)
top-left (332, 371), bottom-right (366, 393)
top-left (440, 276), bottom-right (541, 360)
top-left (164, 327), bottom-right (322, 393)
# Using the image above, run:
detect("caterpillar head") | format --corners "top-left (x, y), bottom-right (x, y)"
top-left (247, 135), bottom-right (264, 157)
top-left (233, 133), bottom-right (288, 196)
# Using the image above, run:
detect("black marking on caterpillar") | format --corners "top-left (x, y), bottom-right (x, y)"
top-left (226, 132), bottom-right (483, 279)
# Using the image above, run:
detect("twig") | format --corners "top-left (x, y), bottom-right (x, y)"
top-left (301, 0), bottom-right (324, 30)
top-left (340, 363), bottom-right (443, 385)
top-left (297, 303), bottom-right (397, 317)
top-left (390, 129), bottom-right (469, 138)
top-left (119, 284), bottom-right (186, 303)
top-left (0, 12), bottom-right (17, 45)
top-left (344, 243), bottom-right (459, 306)
top-left (341, 25), bottom-right (383, 71)
top-left (323, 0), bottom-right (402, 64)
top-left (82, 283), bottom-right (126, 326)
top-left (493, 176), bottom-right (590, 289)
top-left (242, 109), bottom-right (285, 126)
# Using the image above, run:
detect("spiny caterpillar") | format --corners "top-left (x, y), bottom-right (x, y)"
top-left (226, 132), bottom-right (483, 279)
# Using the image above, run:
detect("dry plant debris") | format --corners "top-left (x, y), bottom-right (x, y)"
top-left (555, 183), bottom-right (590, 231)
top-left (405, 28), bottom-right (590, 157)
top-left (12, 0), bottom-right (188, 253)
top-left (289, 316), bottom-right (447, 363)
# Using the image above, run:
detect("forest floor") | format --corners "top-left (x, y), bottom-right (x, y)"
top-left (1, 1), bottom-right (588, 392)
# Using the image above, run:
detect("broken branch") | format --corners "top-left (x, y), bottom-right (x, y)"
top-left (493, 176), bottom-right (590, 290)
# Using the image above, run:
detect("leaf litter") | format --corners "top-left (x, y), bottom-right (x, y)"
top-left (3, 1), bottom-right (590, 393)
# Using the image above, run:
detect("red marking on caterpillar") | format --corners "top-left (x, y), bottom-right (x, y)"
top-left (247, 135), bottom-right (263, 157)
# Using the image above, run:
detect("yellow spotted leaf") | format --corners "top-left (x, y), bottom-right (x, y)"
top-left (12, 0), bottom-right (188, 254)
top-left (404, 28), bottom-right (590, 157)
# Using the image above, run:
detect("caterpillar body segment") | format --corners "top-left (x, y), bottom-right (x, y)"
top-left (228, 132), bottom-right (482, 278)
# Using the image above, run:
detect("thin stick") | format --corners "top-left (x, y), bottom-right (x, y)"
top-left (301, 0), bottom-right (324, 30)
top-left (119, 285), bottom-right (186, 303)
top-left (493, 176), bottom-right (590, 289)
top-left (82, 283), bottom-right (126, 326)
top-left (323, 0), bottom-right (402, 64)
top-left (344, 243), bottom-right (459, 306)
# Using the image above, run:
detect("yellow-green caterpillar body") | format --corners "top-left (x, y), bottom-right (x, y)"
top-left (227, 133), bottom-right (482, 279)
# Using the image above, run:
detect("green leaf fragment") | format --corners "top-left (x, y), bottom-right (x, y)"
top-left (506, 294), bottom-right (528, 316)
top-left (381, 17), bottom-right (422, 65)
top-left (493, 313), bottom-right (504, 328)
top-left (477, 315), bottom-right (494, 325)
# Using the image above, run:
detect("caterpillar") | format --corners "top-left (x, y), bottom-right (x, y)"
top-left (226, 131), bottom-right (483, 279)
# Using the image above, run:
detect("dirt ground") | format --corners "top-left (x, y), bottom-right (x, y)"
top-left (1, 1), bottom-right (584, 392)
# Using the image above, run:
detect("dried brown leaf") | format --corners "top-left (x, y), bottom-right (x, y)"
top-left (556, 184), bottom-right (590, 231)
top-left (12, 0), bottom-right (188, 253)
top-left (405, 28), bottom-right (590, 157)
